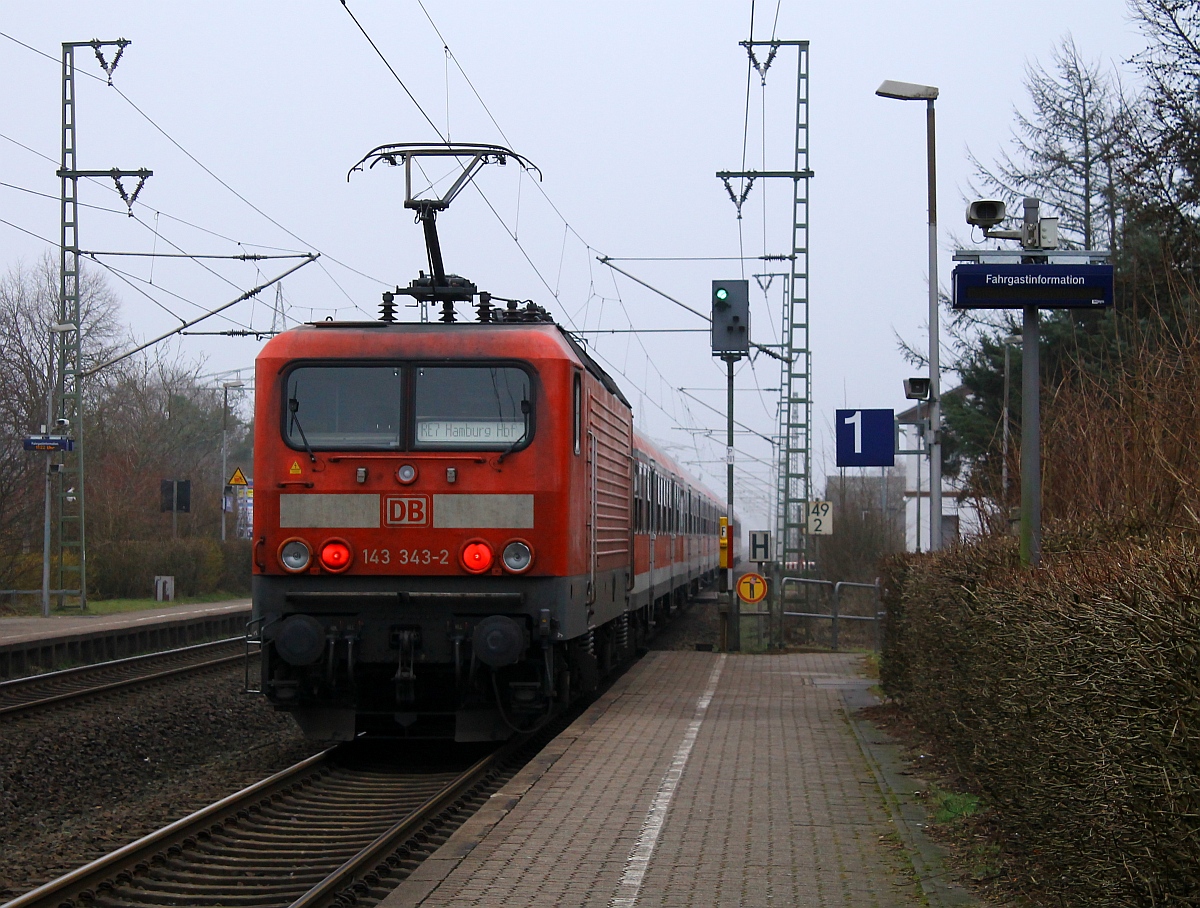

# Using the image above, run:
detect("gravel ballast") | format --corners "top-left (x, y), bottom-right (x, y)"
top-left (0, 592), bottom-right (722, 901)
top-left (0, 663), bottom-right (321, 900)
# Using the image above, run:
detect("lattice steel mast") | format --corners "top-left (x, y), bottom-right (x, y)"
top-left (56, 39), bottom-right (151, 609)
top-left (716, 40), bottom-right (812, 572)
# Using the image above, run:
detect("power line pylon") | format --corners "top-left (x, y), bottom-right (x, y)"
top-left (716, 40), bottom-right (813, 575)
top-left (270, 282), bottom-right (286, 334)
top-left (54, 39), bottom-right (152, 610)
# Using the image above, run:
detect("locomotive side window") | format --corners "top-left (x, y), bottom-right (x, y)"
top-left (285, 366), bottom-right (403, 449)
top-left (414, 366), bottom-right (532, 450)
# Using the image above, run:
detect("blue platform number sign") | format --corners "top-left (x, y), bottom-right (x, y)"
top-left (835, 409), bottom-right (895, 467)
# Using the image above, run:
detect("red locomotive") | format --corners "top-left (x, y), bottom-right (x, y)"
top-left (249, 143), bottom-right (728, 740)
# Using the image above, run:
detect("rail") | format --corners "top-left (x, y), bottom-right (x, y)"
top-left (0, 638), bottom-right (244, 718)
top-left (2, 734), bottom-right (522, 908)
top-left (780, 576), bottom-right (884, 651)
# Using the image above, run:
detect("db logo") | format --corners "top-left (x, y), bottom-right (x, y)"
top-left (385, 496), bottom-right (430, 526)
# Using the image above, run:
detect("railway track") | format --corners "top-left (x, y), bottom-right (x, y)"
top-left (3, 737), bottom-right (524, 908)
top-left (0, 638), bottom-right (245, 719)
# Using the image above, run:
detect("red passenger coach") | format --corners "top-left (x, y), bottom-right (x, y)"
top-left (251, 314), bottom-right (724, 741)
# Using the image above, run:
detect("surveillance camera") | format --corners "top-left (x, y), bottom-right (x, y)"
top-left (904, 377), bottom-right (931, 400)
top-left (966, 199), bottom-right (1007, 229)
top-left (55, 418), bottom-right (70, 428)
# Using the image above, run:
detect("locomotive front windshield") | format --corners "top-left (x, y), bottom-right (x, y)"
top-left (414, 366), bottom-right (530, 449)
top-left (285, 366), bottom-right (404, 449)
top-left (282, 363), bottom-right (531, 451)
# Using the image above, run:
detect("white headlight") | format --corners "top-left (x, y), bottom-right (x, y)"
top-left (502, 541), bottom-right (532, 573)
top-left (396, 463), bottom-right (417, 484)
top-left (280, 539), bottom-right (311, 572)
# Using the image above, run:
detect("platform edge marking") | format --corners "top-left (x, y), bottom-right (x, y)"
top-left (609, 654), bottom-right (726, 908)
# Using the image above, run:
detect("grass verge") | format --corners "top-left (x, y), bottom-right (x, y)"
top-left (0, 591), bottom-right (249, 618)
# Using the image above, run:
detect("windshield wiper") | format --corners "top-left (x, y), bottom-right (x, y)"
top-left (288, 397), bottom-right (317, 463)
top-left (496, 399), bottom-right (531, 464)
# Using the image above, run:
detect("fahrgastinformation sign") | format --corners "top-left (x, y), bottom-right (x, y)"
top-left (24, 435), bottom-right (74, 452)
top-left (952, 263), bottom-right (1114, 310)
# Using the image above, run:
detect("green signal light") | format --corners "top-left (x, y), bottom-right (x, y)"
top-left (715, 287), bottom-right (729, 301)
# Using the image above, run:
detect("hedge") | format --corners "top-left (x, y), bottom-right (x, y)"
top-left (90, 539), bottom-right (252, 599)
top-left (881, 534), bottom-right (1200, 905)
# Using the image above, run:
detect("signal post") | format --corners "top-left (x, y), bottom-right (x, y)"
top-left (712, 280), bottom-right (749, 651)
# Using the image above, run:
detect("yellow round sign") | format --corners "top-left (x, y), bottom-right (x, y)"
top-left (736, 572), bottom-right (768, 605)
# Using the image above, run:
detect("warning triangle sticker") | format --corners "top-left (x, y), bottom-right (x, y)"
top-left (227, 467), bottom-right (249, 486)
top-left (289, 461), bottom-right (302, 475)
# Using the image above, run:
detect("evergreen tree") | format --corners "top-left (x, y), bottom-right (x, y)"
top-left (968, 35), bottom-right (1126, 251)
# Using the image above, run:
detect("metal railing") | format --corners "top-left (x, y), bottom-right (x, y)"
top-left (780, 576), bottom-right (884, 651)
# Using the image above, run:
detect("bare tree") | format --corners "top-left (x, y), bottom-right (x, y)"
top-left (0, 254), bottom-right (126, 587)
top-left (89, 350), bottom-right (231, 543)
top-left (968, 35), bottom-right (1126, 251)
top-left (1125, 0), bottom-right (1200, 251)
top-left (819, 469), bottom-right (906, 583)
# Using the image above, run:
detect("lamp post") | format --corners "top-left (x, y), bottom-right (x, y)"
top-left (1000, 334), bottom-right (1022, 503)
top-left (877, 79), bottom-right (942, 550)
top-left (221, 381), bottom-right (244, 542)
top-left (902, 376), bottom-right (931, 551)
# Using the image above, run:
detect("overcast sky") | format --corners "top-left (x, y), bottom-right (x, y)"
top-left (1, 1), bottom-right (1143, 533)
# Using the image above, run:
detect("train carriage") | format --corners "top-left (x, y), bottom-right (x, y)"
top-left (250, 312), bottom-right (726, 741)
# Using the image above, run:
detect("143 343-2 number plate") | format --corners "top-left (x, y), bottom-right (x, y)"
top-left (361, 548), bottom-right (450, 566)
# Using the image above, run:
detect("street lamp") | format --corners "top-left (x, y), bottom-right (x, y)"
top-left (877, 79), bottom-right (943, 550)
top-left (221, 381), bottom-right (245, 542)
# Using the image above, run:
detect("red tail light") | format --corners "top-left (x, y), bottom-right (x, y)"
top-left (461, 541), bottom-right (494, 573)
top-left (319, 540), bottom-right (353, 572)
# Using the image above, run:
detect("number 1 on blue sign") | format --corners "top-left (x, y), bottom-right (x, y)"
top-left (845, 410), bottom-right (862, 454)
top-left (834, 408), bottom-right (895, 468)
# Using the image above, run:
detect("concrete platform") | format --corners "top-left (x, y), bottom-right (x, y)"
top-left (381, 651), bottom-right (976, 908)
top-left (0, 600), bottom-right (251, 677)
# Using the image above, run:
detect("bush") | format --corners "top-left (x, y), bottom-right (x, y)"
top-left (218, 540), bottom-right (253, 596)
top-left (882, 533), bottom-right (1200, 905)
top-left (91, 538), bottom-right (227, 599)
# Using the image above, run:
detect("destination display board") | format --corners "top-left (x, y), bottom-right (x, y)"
top-left (952, 263), bottom-right (1114, 310)
top-left (23, 435), bottom-right (73, 452)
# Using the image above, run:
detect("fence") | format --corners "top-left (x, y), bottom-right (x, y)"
top-left (780, 576), bottom-right (884, 651)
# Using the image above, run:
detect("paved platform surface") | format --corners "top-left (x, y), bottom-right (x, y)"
top-left (0, 600), bottom-right (250, 646)
top-left (383, 651), bottom-right (967, 908)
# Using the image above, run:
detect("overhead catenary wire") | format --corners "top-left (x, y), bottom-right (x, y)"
top-left (81, 255), bottom-right (318, 377)
top-left (79, 250), bottom-right (311, 261)
top-left (348, 8), bottom-right (781, 501)
top-left (9, 21), bottom-right (781, 505)
top-left (0, 161), bottom-right (315, 258)
top-left (0, 100), bottom-right (365, 330)
top-left (2, 24), bottom-right (766, 501)
top-left (598, 257), bottom-right (788, 363)
top-left (395, 1), bottom-right (784, 494)
top-left (338, 1), bottom-right (448, 142)
top-left (676, 387), bottom-right (777, 446)
top-left (1, 29), bottom-right (391, 305)
top-left (600, 255), bottom-right (794, 262)
top-left (87, 256), bottom-right (259, 332)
